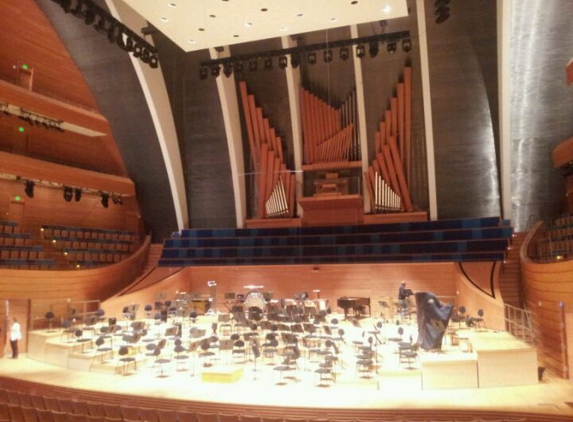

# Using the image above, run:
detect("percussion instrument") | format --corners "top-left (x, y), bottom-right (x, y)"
top-left (244, 291), bottom-right (266, 311)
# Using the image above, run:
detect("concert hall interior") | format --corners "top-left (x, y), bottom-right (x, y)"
top-left (1, 0), bottom-right (573, 421)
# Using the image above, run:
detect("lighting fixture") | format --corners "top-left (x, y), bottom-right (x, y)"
top-left (211, 64), bottom-right (220, 77)
top-left (74, 188), bottom-right (82, 202)
top-left (324, 50), bottom-right (333, 63)
top-left (199, 66), bottom-right (208, 80)
top-left (339, 47), bottom-right (349, 61)
top-left (356, 44), bottom-right (366, 58)
top-left (402, 38), bottom-right (412, 52)
top-left (434, 0), bottom-right (450, 24)
top-left (223, 62), bottom-right (233, 77)
top-left (264, 57), bottom-right (273, 71)
top-left (63, 186), bottom-right (73, 202)
top-left (24, 180), bottom-right (34, 198)
top-left (369, 41), bottom-right (379, 58)
top-left (100, 192), bottom-right (109, 208)
top-left (307, 52), bottom-right (317, 65)
top-left (278, 55), bottom-right (288, 70)
top-left (387, 41), bottom-right (397, 54)
top-left (290, 53), bottom-right (300, 68)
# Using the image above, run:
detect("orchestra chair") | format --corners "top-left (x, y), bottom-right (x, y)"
top-left (199, 340), bottom-right (216, 367)
top-left (116, 345), bottom-right (137, 375)
top-left (44, 312), bottom-right (55, 332)
top-left (450, 306), bottom-right (467, 329)
top-left (92, 335), bottom-right (114, 366)
top-left (60, 320), bottom-right (76, 343)
top-left (273, 345), bottom-right (300, 385)
top-left (315, 353), bottom-right (337, 387)
top-left (173, 338), bottom-right (191, 371)
top-left (472, 309), bottom-right (487, 331)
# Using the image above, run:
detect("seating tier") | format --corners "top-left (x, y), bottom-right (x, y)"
top-left (160, 217), bottom-right (512, 267)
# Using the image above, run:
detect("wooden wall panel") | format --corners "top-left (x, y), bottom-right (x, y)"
top-left (104, 262), bottom-right (469, 321)
top-left (521, 224), bottom-right (573, 378)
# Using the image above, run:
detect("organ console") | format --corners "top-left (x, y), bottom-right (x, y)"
top-left (337, 297), bottom-right (371, 320)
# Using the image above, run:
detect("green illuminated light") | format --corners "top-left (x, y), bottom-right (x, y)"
top-left (22, 64), bottom-right (28, 70)
top-left (14, 196), bottom-right (21, 201)
top-left (18, 127), bottom-right (24, 133)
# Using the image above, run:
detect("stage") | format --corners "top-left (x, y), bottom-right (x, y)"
top-left (2, 315), bottom-right (573, 419)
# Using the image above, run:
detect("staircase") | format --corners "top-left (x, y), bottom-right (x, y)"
top-left (140, 243), bottom-right (163, 275)
top-left (499, 232), bottom-right (526, 308)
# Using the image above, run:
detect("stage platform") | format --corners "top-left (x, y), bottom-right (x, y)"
top-left (4, 316), bottom-right (572, 419)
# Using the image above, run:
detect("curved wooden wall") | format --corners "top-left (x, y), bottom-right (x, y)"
top-left (521, 222), bottom-right (573, 378)
top-left (0, 236), bottom-right (150, 320)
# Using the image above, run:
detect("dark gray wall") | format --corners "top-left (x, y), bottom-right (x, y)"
top-left (37, 0), bottom-right (178, 242)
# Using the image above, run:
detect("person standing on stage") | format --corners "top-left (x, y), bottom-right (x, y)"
top-left (398, 281), bottom-right (410, 316)
top-left (10, 317), bottom-right (22, 359)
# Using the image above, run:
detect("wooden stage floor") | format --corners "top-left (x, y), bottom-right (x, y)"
top-left (2, 316), bottom-right (573, 419)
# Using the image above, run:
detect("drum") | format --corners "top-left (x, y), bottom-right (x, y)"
top-left (244, 291), bottom-right (266, 311)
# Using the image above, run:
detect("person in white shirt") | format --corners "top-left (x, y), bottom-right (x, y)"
top-left (10, 318), bottom-right (21, 359)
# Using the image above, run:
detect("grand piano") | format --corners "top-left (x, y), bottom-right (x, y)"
top-left (337, 297), bottom-right (371, 319)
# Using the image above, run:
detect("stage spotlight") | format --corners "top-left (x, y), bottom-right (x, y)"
top-left (199, 66), bottom-right (208, 80)
top-left (149, 54), bottom-right (159, 69)
top-left (307, 52), bottom-right (317, 65)
top-left (24, 180), bottom-right (34, 198)
top-left (278, 55), bottom-right (288, 70)
top-left (100, 192), bottom-right (109, 208)
top-left (234, 61), bottom-right (244, 74)
top-left (387, 41), bottom-right (397, 54)
top-left (74, 188), bottom-right (82, 202)
top-left (63, 186), bottom-right (73, 202)
top-left (211, 64), bottom-right (220, 77)
top-left (324, 49), bottom-right (333, 63)
top-left (369, 41), bottom-right (379, 58)
top-left (223, 62), bottom-right (233, 77)
top-left (290, 53), bottom-right (300, 69)
top-left (339, 47), bottom-right (349, 61)
top-left (356, 44), bottom-right (366, 58)
top-left (249, 59), bottom-right (258, 72)
top-left (402, 38), bottom-right (412, 52)
top-left (112, 194), bottom-right (123, 205)
top-left (264, 57), bottom-right (273, 71)
top-left (434, 0), bottom-right (450, 23)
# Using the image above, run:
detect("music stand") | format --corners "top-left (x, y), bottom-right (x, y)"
top-left (252, 345), bottom-right (261, 380)
top-left (351, 318), bottom-right (362, 328)
top-left (188, 340), bottom-right (200, 377)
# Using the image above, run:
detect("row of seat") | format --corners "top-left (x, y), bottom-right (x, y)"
top-left (0, 220), bottom-right (20, 234)
top-left (160, 217), bottom-right (512, 267)
top-left (0, 258), bottom-right (55, 269)
top-left (177, 217), bottom-right (506, 239)
top-left (0, 388), bottom-right (532, 422)
top-left (0, 233), bottom-right (31, 246)
top-left (41, 226), bottom-right (136, 242)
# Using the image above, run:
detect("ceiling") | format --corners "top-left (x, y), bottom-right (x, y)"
top-left (120, 0), bottom-right (409, 52)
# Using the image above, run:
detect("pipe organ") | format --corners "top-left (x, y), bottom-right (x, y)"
top-left (239, 82), bottom-right (296, 219)
top-left (300, 87), bottom-right (360, 164)
top-left (364, 67), bottom-right (414, 213)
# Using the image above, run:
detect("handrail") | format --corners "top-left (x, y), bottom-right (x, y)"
top-left (504, 303), bottom-right (535, 346)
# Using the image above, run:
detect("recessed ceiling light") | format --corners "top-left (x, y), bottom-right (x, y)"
top-left (261, 8), bottom-right (268, 12)
top-left (351, 1), bottom-right (358, 4)
top-left (160, 17), bottom-right (168, 22)
top-left (233, 35), bottom-right (239, 37)
top-left (168, 2), bottom-right (176, 7)
top-left (198, 28), bottom-right (205, 31)
top-left (382, 5), bottom-right (392, 13)
top-left (209, 14), bottom-right (216, 18)
top-left (245, 22), bottom-right (253, 27)
top-left (297, 13), bottom-right (304, 18)
top-left (279, 27), bottom-right (288, 32)
top-left (188, 39), bottom-right (196, 44)
top-left (330, 17), bottom-right (338, 22)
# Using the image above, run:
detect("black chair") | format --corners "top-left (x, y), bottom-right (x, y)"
top-left (450, 306), bottom-right (467, 328)
top-left (116, 345), bottom-right (137, 375)
top-left (173, 338), bottom-right (190, 371)
top-left (93, 335), bottom-right (113, 363)
top-left (152, 346), bottom-right (171, 377)
top-left (45, 311), bottom-right (55, 332)
top-left (73, 329), bottom-right (92, 353)
top-left (471, 309), bottom-right (486, 331)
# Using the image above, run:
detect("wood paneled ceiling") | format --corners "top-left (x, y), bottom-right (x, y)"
top-left (0, 0), bottom-right (127, 176)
